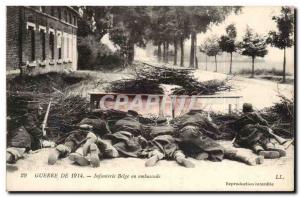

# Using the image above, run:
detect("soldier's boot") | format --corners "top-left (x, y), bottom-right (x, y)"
top-left (225, 148), bottom-right (264, 166)
top-left (242, 155), bottom-right (264, 165)
top-left (82, 132), bottom-right (98, 156)
top-left (6, 148), bottom-right (26, 164)
top-left (174, 151), bottom-right (195, 168)
top-left (89, 143), bottom-right (100, 168)
top-left (96, 138), bottom-right (119, 158)
top-left (69, 153), bottom-right (90, 166)
top-left (145, 150), bottom-right (164, 167)
top-left (272, 149), bottom-right (286, 157)
top-left (6, 153), bottom-right (14, 164)
top-left (264, 142), bottom-right (286, 157)
top-left (48, 144), bottom-right (71, 165)
top-left (195, 152), bottom-right (209, 160)
top-left (258, 150), bottom-right (280, 159)
top-left (145, 155), bottom-right (160, 167)
top-left (252, 143), bottom-right (280, 159)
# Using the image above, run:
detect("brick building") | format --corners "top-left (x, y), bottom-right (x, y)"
top-left (6, 6), bottom-right (80, 74)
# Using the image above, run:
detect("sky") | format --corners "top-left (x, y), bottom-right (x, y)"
top-left (197, 6), bottom-right (294, 64)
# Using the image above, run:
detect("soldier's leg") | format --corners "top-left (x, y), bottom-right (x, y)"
top-left (48, 141), bottom-right (75, 165)
top-left (69, 147), bottom-right (90, 166)
top-left (82, 132), bottom-right (98, 156)
top-left (89, 143), bottom-right (100, 167)
top-left (224, 147), bottom-right (264, 166)
top-left (173, 150), bottom-right (195, 168)
top-left (6, 147), bottom-right (26, 164)
top-left (145, 150), bottom-right (164, 167)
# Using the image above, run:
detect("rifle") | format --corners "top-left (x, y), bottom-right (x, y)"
top-left (41, 99), bottom-right (52, 137)
top-left (266, 128), bottom-right (288, 145)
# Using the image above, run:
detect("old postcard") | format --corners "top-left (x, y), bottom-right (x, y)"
top-left (6, 6), bottom-right (295, 192)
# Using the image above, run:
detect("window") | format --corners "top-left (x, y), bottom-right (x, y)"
top-left (41, 6), bottom-right (46, 13)
top-left (69, 13), bottom-right (72, 23)
top-left (66, 36), bottom-right (69, 58)
top-left (51, 7), bottom-right (55, 16)
top-left (49, 32), bottom-right (55, 59)
top-left (58, 7), bottom-right (61, 19)
top-left (65, 10), bottom-right (68, 22)
top-left (40, 29), bottom-right (46, 60)
top-left (28, 26), bottom-right (35, 61)
top-left (57, 32), bottom-right (62, 59)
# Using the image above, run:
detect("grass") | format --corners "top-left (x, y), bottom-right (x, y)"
top-left (236, 68), bottom-right (292, 76)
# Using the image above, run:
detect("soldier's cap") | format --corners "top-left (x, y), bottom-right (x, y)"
top-left (127, 110), bottom-right (139, 117)
top-left (242, 103), bottom-right (254, 113)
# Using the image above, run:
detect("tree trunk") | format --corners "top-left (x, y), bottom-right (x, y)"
top-left (205, 55), bottom-right (208, 71)
top-left (251, 56), bottom-right (255, 78)
top-left (229, 52), bottom-right (233, 74)
top-left (157, 42), bottom-right (162, 62)
top-left (174, 39), bottom-right (177, 65)
top-left (194, 33), bottom-right (198, 69)
top-left (189, 31), bottom-right (196, 68)
top-left (163, 42), bottom-right (166, 63)
top-left (127, 42), bottom-right (135, 65)
top-left (166, 41), bottom-right (169, 63)
top-left (283, 47), bottom-right (286, 83)
top-left (180, 36), bottom-right (184, 67)
top-left (215, 55), bottom-right (218, 72)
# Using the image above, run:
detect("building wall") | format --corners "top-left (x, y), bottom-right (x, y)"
top-left (6, 7), bottom-right (21, 71)
top-left (6, 6), bottom-right (79, 75)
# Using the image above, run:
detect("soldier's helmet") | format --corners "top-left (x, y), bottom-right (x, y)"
top-left (242, 103), bottom-right (254, 113)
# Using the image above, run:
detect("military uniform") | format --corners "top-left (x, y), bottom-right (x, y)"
top-left (7, 108), bottom-right (44, 164)
top-left (173, 110), bottom-right (263, 165)
top-left (234, 105), bottom-right (287, 158)
top-left (173, 111), bottom-right (225, 161)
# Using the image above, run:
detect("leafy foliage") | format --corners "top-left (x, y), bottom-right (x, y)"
top-left (219, 24), bottom-right (237, 53)
top-left (77, 35), bottom-right (124, 70)
top-left (267, 7), bottom-right (294, 49)
top-left (239, 27), bottom-right (268, 58)
top-left (205, 36), bottom-right (221, 57)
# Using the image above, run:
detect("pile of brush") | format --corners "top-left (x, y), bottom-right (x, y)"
top-left (261, 95), bottom-right (294, 138)
top-left (7, 72), bottom-right (90, 140)
top-left (107, 62), bottom-right (231, 95)
top-left (172, 79), bottom-right (231, 95)
top-left (46, 95), bottom-right (90, 139)
top-left (106, 78), bottom-right (164, 94)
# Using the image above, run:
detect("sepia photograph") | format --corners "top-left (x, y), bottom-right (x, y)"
top-left (5, 5), bottom-right (295, 192)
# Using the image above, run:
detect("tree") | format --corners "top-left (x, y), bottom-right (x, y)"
top-left (267, 7), bottom-right (294, 83)
top-left (148, 7), bottom-right (190, 66)
top-left (199, 41), bottom-right (209, 70)
top-left (186, 7), bottom-right (241, 68)
top-left (239, 27), bottom-right (268, 78)
top-left (205, 36), bottom-right (221, 72)
top-left (77, 6), bottom-right (112, 40)
top-left (219, 24), bottom-right (237, 74)
top-left (109, 7), bottom-right (151, 65)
